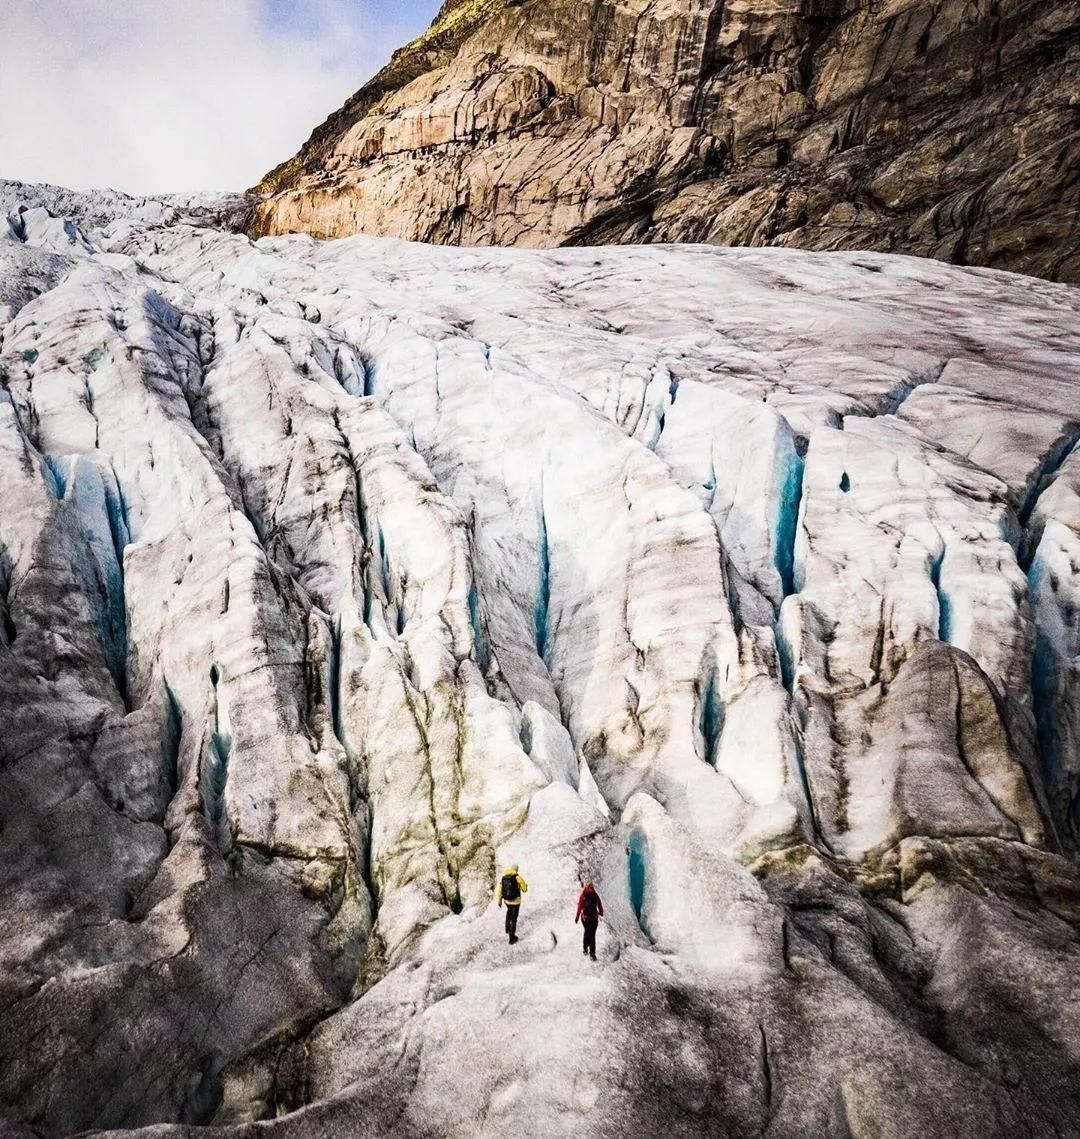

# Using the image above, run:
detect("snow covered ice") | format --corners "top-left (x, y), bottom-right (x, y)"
top-left (1, 181), bottom-right (1080, 1138)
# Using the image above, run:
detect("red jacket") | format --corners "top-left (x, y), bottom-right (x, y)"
top-left (576, 886), bottom-right (604, 923)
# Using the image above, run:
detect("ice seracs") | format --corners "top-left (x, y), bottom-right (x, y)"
top-left (1, 186), bottom-right (1079, 1138)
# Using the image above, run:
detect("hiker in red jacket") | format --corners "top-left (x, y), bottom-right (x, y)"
top-left (575, 881), bottom-right (604, 960)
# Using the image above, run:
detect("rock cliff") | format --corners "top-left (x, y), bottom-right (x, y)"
top-left (248, 0), bottom-right (1080, 280)
top-left (2, 181), bottom-right (1080, 1137)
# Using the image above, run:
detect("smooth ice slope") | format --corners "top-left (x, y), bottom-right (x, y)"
top-left (1, 187), bottom-right (1080, 1139)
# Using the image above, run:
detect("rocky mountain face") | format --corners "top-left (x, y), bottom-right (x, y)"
top-left (2, 179), bottom-right (1080, 1137)
top-left (248, 0), bottom-right (1080, 280)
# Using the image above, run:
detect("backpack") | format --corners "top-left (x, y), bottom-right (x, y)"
top-left (502, 873), bottom-right (520, 902)
top-left (581, 888), bottom-right (599, 919)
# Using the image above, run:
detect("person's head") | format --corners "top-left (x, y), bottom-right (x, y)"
top-left (508, 864), bottom-right (518, 873)
top-left (584, 880), bottom-right (593, 889)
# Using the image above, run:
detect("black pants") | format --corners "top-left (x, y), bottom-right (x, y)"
top-left (505, 904), bottom-right (519, 942)
top-left (582, 918), bottom-right (598, 958)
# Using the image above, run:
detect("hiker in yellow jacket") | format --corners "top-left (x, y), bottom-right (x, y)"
top-left (497, 864), bottom-right (528, 944)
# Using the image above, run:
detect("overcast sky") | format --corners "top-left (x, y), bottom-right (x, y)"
top-left (0, 0), bottom-right (437, 194)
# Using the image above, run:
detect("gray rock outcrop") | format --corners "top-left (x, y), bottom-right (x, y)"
top-left (249, 0), bottom-right (1080, 280)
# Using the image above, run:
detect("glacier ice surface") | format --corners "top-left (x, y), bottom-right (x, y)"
top-left (0, 184), bottom-right (1079, 1138)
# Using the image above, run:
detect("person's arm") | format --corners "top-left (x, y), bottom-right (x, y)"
top-left (518, 875), bottom-right (528, 894)
top-left (596, 894), bottom-right (604, 918)
top-left (496, 878), bottom-right (503, 906)
top-left (575, 891), bottom-right (584, 923)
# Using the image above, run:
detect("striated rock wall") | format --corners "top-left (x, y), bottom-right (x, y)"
top-left (249, 0), bottom-right (1080, 280)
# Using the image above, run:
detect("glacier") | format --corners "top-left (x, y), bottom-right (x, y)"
top-left (1, 181), bottom-right (1079, 1138)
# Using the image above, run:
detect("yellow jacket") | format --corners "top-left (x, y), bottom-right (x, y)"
top-left (497, 868), bottom-right (528, 906)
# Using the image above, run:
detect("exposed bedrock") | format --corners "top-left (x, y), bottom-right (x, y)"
top-left (249, 0), bottom-right (1080, 281)
top-left (0, 190), bottom-right (1079, 1137)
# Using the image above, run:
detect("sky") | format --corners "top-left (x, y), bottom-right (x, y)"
top-left (0, 0), bottom-right (437, 194)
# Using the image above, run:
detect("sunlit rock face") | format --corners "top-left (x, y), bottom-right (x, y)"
top-left (1, 181), bottom-right (1080, 1138)
top-left (248, 0), bottom-right (1080, 281)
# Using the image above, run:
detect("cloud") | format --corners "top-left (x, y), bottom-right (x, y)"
top-left (0, 0), bottom-right (435, 193)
